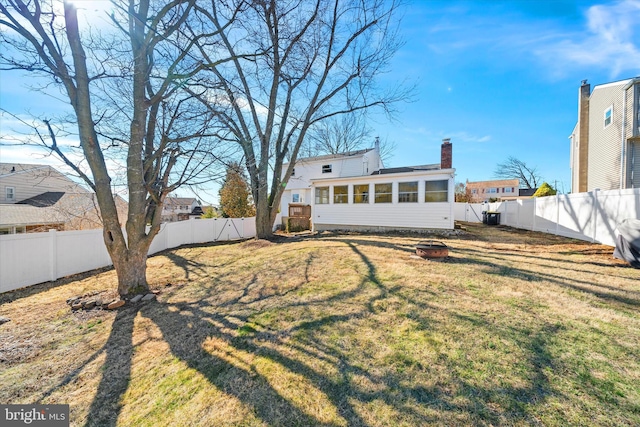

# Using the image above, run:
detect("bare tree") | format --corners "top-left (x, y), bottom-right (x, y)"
top-left (189, 0), bottom-right (407, 238)
top-left (0, 0), bottom-right (228, 296)
top-left (303, 112), bottom-right (397, 164)
top-left (493, 156), bottom-right (542, 189)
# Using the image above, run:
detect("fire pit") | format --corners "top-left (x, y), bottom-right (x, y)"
top-left (415, 240), bottom-right (449, 259)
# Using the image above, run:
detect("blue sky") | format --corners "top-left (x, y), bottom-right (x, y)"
top-left (373, 0), bottom-right (640, 194)
top-left (1, 0), bottom-right (639, 202)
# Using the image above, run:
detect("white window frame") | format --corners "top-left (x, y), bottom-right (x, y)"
top-left (374, 183), bottom-right (393, 203)
top-left (315, 187), bottom-right (329, 204)
top-left (353, 184), bottom-right (369, 204)
top-left (424, 180), bottom-right (449, 203)
top-left (398, 181), bottom-right (418, 203)
top-left (292, 193), bottom-right (300, 203)
top-left (333, 185), bottom-right (348, 204)
top-left (604, 105), bottom-right (613, 128)
top-left (5, 186), bottom-right (15, 201)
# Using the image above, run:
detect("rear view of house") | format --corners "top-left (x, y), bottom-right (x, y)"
top-left (280, 139), bottom-right (455, 231)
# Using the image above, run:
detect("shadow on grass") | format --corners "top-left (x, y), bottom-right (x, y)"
top-left (84, 307), bottom-right (139, 427)
top-left (80, 234), bottom-right (631, 426)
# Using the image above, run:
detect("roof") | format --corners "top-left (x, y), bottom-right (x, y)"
top-left (0, 204), bottom-right (66, 226)
top-left (286, 148), bottom-right (374, 165)
top-left (17, 192), bottom-right (65, 207)
top-left (467, 179), bottom-right (520, 187)
top-left (0, 163), bottom-right (50, 178)
top-left (0, 192), bottom-right (121, 227)
top-left (371, 164), bottom-right (440, 175)
top-left (519, 188), bottom-right (537, 197)
top-left (164, 197), bottom-right (199, 206)
top-left (591, 77), bottom-right (635, 92)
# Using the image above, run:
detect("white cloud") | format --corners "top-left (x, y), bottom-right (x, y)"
top-left (535, 0), bottom-right (640, 78)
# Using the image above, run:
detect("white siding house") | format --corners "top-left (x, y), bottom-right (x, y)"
top-left (279, 139), bottom-right (455, 231)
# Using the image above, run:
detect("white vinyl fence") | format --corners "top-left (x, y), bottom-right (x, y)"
top-left (0, 217), bottom-right (256, 293)
top-left (455, 188), bottom-right (640, 247)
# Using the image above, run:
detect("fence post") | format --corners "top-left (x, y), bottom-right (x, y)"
top-left (241, 218), bottom-right (245, 238)
top-left (532, 197), bottom-right (536, 231)
top-left (592, 189), bottom-right (599, 243)
top-left (191, 217), bottom-right (196, 244)
top-left (555, 194), bottom-right (560, 236)
top-left (49, 229), bottom-right (57, 282)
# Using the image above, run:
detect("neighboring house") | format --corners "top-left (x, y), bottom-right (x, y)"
top-left (466, 179), bottom-right (531, 203)
top-left (279, 139), bottom-right (455, 231)
top-left (0, 163), bottom-right (128, 234)
top-left (161, 197), bottom-right (202, 222)
top-left (570, 77), bottom-right (640, 193)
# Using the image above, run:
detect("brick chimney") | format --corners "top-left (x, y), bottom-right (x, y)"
top-left (577, 80), bottom-right (590, 193)
top-left (441, 138), bottom-right (452, 169)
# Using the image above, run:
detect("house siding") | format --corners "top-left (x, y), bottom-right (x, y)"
top-left (311, 172), bottom-right (454, 230)
top-left (587, 82), bottom-right (626, 191)
top-left (0, 166), bottom-right (88, 204)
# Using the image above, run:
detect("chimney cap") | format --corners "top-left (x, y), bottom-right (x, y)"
top-left (442, 138), bottom-right (451, 144)
top-left (581, 79), bottom-right (588, 86)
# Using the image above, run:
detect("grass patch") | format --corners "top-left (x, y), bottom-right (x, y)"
top-left (1, 223), bottom-right (639, 426)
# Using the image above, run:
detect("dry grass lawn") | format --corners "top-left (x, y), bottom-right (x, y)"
top-left (1, 223), bottom-right (639, 426)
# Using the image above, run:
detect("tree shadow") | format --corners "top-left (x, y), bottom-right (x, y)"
top-left (139, 301), bottom-right (351, 426)
top-left (80, 233), bottom-right (632, 425)
top-left (84, 306), bottom-right (139, 427)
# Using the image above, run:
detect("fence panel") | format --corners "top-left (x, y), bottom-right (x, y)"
top-left (453, 203), bottom-right (485, 222)
top-left (56, 229), bottom-right (112, 278)
top-left (461, 189), bottom-right (639, 246)
top-left (1, 216), bottom-right (256, 293)
top-left (0, 233), bottom-right (51, 293)
top-left (555, 193), bottom-right (595, 241)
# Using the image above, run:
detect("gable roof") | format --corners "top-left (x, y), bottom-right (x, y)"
top-left (0, 192), bottom-right (127, 228)
top-left (286, 148), bottom-right (374, 165)
top-left (164, 197), bottom-right (199, 206)
top-left (0, 163), bottom-right (48, 177)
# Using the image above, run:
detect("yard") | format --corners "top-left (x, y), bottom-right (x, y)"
top-left (1, 224), bottom-right (639, 426)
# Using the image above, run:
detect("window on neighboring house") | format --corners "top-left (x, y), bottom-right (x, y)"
top-left (398, 181), bottom-right (418, 202)
top-left (505, 187), bottom-right (513, 193)
top-left (334, 185), bottom-right (348, 203)
top-left (322, 164), bottom-right (332, 173)
top-left (292, 193), bottom-right (300, 203)
top-left (425, 180), bottom-right (448, 202)
top-left (5, 187), bottom-right (15, 201)
top-left (374, 183), bottom-right (392, 203)
top-left (353, 184), bottom-right (369, 203)
top-left (487, 188), bottom-right (497, 194)
top-left (604, 105), bottom-right (613, 128)
top-left (472, 189), bottom-right (478, 194)
top-left (315, 187), bottom-right (329, 204)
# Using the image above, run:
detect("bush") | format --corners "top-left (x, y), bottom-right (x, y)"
top-left (532, 182), bottom-right (557, 197)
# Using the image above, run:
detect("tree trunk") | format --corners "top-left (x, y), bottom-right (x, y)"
top-left (111, 245), bottom-right (150, 296)
top-left (255, 203), bottom-right (274, 239)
